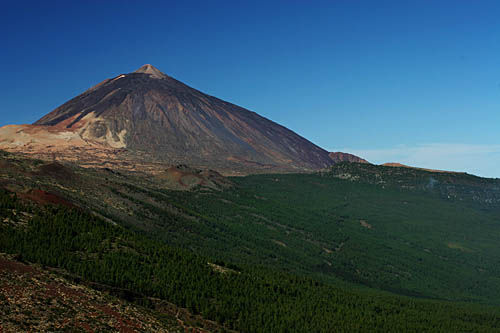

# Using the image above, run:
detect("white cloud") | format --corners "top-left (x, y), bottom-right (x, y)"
top-left (335, 143), bottom-right (500, 178)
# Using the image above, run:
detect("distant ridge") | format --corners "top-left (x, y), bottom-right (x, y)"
top-left (329, 152), bottom-right (369, 164)
top-left (382, 162), bottom-right (464, 174)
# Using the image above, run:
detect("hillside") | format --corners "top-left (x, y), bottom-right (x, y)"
top-left (0, 254), bottom-right (182, 332)
top-left (327, 162), bottom-right (500, 207)
top-left (1, 177), bottom-right (500, 332)
top-left (2, 151), bottom-right (500, 308)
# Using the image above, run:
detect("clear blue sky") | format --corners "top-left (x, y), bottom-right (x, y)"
top-left (1, 1), bottom-right (500, 177)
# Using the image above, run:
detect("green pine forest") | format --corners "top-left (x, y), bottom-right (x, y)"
top-left (1, 153), bottom-right (500, 331)
top-left (1, 189), bottom-right (500, 332)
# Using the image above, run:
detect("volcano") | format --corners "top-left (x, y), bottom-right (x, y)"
top-left (0, 64), bottom-right (362, 173)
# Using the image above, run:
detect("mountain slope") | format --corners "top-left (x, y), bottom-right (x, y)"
top-left (0, 64), bottom-right (336, 173)
top-left (2, 176), bottom-right (500, 332)
top-left (2, 151), bottom-right (500, 306)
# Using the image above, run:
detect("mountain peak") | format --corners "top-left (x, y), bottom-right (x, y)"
top-left (5, 64), bottom-right (338, 173)
top-left (134, 64), bottom-right (167, 79)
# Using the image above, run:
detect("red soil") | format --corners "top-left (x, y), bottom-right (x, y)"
top-left (19, 189), bottom-right (74, 208)
top-left (0, 257), bottom-right (35, 275)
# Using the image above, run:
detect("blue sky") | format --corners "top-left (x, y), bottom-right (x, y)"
top-left (1, 1), bottom-right (500, 177)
